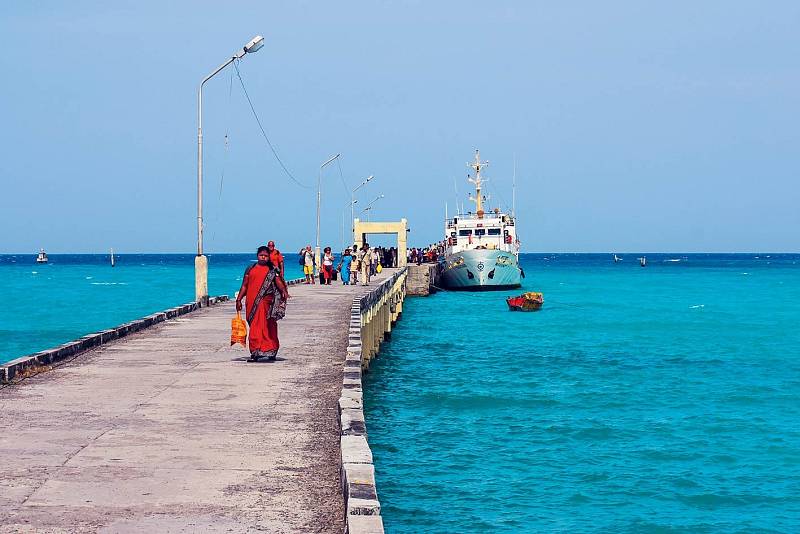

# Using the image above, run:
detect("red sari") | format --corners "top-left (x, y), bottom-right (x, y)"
top-left (243, 264), bottom-right (279, 353)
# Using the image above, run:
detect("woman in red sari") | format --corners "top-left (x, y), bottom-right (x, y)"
top-left (236, 246), bottom-right (290, 361)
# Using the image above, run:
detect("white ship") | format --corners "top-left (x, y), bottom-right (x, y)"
top-left (440, 150), bottom-right (522, 290)
top-left (36, 248), bottom-right (48, 264)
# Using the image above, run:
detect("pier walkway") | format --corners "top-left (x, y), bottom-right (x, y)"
top-left (0, 269), bottom-right (398, 533)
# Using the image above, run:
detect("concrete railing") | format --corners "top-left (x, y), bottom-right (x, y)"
top-left (1, 276), bottom-right (310, 383)
top-left (0, 295), bottom-right (234, 384)
top-left (338, 268), bottom-right (407, 534)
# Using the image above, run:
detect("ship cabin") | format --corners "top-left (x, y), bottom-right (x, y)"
top-left (444, 211), bottom-right (518, 255)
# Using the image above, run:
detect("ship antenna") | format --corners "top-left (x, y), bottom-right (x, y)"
top-left (468, 149), bottom-right (489, 218)
top-left (512, 152), bottom-right (516, 219)
top-left (453, 175), bottom-right (459, 216)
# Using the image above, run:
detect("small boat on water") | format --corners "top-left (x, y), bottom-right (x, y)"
top-left (36, 248), bottom-right (48, 264)
top-left (110, 248), bottom-right (116, 267)
top-left (506, 292), bottom-right (544, 311)
top-left (613, 254), bottom-right (622, 263)
top-left (639, 256), bottom-right (647, 267)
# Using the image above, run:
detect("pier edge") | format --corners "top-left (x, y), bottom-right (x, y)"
top-left (339, 267), bottom-right (407, 534)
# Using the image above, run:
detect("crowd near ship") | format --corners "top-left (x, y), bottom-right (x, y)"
top-left (440, 150), bottom-right (522, 290)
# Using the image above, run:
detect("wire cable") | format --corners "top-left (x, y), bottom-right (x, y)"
top-left (210, 67), bottom-right (236, 247)
top-left (233, 60), bottom-right (311, 189)
top-left (335, 158), bottom-right (350, 196)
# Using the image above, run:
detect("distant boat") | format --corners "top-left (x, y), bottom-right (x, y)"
top-left (36, 248), bottom-right (48, 264)
top-left (110, 248), bottom-right (116, 267)
top-left (639, 256), bottom-right (647, 267)
top-left (613, 254), bottom-right (622, 263)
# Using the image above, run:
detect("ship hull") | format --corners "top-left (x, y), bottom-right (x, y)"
top-left (440, 249), bottom-right (522, 291)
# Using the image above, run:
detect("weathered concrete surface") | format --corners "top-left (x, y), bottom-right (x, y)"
top-left (406, 263), bottom-right (439, 296)
top-left (0, 273), bottom-right (390, 533)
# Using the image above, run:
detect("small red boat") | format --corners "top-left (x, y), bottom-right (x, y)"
top-left (506, 292), bottom-right (544, 311)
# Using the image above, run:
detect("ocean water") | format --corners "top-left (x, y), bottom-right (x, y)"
top-left (0, 254), bottom-right (304, 364)
top-left (363, 254), bottom-right (800, 533)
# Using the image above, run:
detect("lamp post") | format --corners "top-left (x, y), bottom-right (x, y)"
top-left (316, 153), bottom-right (341, 273)
top-left (350, 175), bottom-right (374, 238)
top-left (195, 35), bottom-right (264, 303)
top-left (362, 194), bottom-right (385, 221)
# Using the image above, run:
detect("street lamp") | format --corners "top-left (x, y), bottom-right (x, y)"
top-left (195, 35), bottom-right (264, 303)
top-left (316, 153), bottom-right (341, 273)
top-left (362, 194), bottom-right (385, 221)
top-left (350, 175), bottom-right (374, 239)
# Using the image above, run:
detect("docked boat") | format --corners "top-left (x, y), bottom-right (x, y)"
top-left (440, 150), bottom-right (522, 291)
top-left (36, 248), bottom-right (48, 264)
top-left (506, 292), bottom-right (543, 311)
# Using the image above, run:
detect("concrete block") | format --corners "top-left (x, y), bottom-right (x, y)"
top-left (339, 396), bottom-right (363, 412)
top-left (341, 435), bottom-right (372, 464)
top-left (343, 374), bottom-right (362, 386)
top-left (341, 388), bottom-right (363, 402)
top-left (347, 514), bottom-right (385, 534)
top-left (340, 409), bottom-right (366, 436)
top-left (342, 462), bottom-right (375, 487)
top-left (347, 495), bottom-right (381, 516)
top-left (54, 341), bottom-right (81, 361)
top-left (1, 356), bottom-right (39, 382)
top-left (34, 350), bottom-right (56, 365)
top-left (100, 329), bottom-right (118, 343)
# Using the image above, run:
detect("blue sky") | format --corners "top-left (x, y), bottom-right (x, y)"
top-left (1, 1), bottom-right (798, 253)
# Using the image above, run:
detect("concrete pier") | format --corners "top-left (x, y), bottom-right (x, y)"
top-left (406, 263), bottom-right (440, 296)
top-left (0, 269), bottom-right (404, 533)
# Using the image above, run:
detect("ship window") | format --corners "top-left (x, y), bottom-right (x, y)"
top-left (458, 229), bottom-right (472, 236)
top-left (475, 229), bottom-right (486, 236)
top-left (488, 228), bottom-right (501, 236)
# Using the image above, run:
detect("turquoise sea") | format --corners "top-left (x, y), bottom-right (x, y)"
top-left (0, 254), bottom-right (304, 364)
top-left (363, 254), bottom-right (800, 533)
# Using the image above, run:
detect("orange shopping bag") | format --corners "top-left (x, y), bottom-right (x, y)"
top-left (231, 311), bottom-right (247, 347)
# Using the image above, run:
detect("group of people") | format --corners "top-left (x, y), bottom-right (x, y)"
top-left (234, 240), bottom-right (404, 362)
top-left (407, 241), bottom-right (446, 264)
top-left (297, 243), bottom-right (399, 287)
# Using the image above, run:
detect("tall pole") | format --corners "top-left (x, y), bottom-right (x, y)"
top-left (316, 153), bottom-right (340, 273)
top-left (362, 194), bottom-right (384, 222)
top-left (351, 175), bottom-right (374, 242)
top-left (195, 35), bottom-right (263, 303)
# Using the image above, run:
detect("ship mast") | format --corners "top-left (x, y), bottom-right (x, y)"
top-left (468, 149), bottom-right (488, 219)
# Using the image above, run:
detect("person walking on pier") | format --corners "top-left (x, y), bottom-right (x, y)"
top-left (236, 246), bottom-right (290, 362)
top-left (339, 248), bottom-right (353, 285)
top-left (350, 245), bottom-right (360, 285)
top-left (358, 243), bottom-right (371, 286)
top-left (370, 247), bottom-right (379, 276)
top-left (299, 245), bottom-right (315, 284)
top-left (267, 240), bottom-right (285, 282)
top-left (322, 246), bottom-right (335, 285)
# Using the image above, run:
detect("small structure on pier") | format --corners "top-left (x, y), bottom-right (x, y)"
top-left (353, 218), bottom-right (408, 268)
